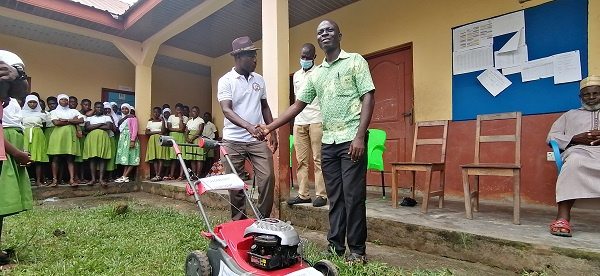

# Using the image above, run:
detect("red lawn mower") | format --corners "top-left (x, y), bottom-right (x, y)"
top-left (159, 136), bottom-right (338, 276)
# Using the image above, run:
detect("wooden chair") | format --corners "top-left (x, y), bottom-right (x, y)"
top-left (390, 120), bottom-right (448, 212)
top-left (461, 112), bottom-right (522, 225)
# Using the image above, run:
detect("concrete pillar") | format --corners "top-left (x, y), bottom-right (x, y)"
top-left (113, 39), bottom-right (158, 180)
top-left (262, 0), bottom-right (290, 218)
top-left (134, 65), bottom-right (153, 128)
top-left (134, 65), bottom-right (153, 179)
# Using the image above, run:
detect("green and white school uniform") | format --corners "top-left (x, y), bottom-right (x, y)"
top-left (44, 114), bottom-right (55, 148)
top-left (116, 117), bottom-right (140, 166)
top-left (47, 107), bottom-right (82, 156)
top-left (22, 108), bottom-right (49, 163)
top-left (75, 114), bottom-right (87, 163)
top-left (1, 98), bottom-right (32, 216)
top-left (167, 115), bottom-right (188, 159)
top-left (145, 120), bottom-right (168, 162)
top-left (183, 116), bottom-right (205, 161)
top-left (82, 115), bottom-right (112, 160)
top-left (105, 103), bottom-right (119, 171)
top-left (106, 128), bottom-right (117, 171)
top-left (202, 120), bottom-right (218, 158)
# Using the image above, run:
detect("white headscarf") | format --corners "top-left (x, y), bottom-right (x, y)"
top-left (121, 103), bottom-right (132, 115)
top-left (21, 95), bottom-right (45, 118)
top-left (100, 102), bottom-right (116, 137)
top-left (110, 101), bottom-right (120, 115)
top-left (103, 101), bottom-right (120, 125)
top-left (161, 108), bottom-right (171, 120)
top-left (118, 103), bottom-right (134, 131)
top-left (52, 93), bottom-right (75, 119)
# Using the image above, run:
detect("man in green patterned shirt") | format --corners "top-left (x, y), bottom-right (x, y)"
top-left (261, 19), bottom-right (375, 264)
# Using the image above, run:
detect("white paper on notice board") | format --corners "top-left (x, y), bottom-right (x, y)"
top-left (498, 28), bottom-right (525, 53)
top-left (553, 50), bottom-right (582, 84)
top-left (495, 45), bottom-right (528, 69)
top-left (492, 11), bottom-right (525, 36)
top-left (477, 68), bottom-right (512, 97)
top-left (502, 65), bottom-right (522, 75)
top-left (453, 20), bottom-right (493, 52)
top-left (521, 56), bottom-right (554, 82)
top-left (453, 46), bottom-right (494, 75)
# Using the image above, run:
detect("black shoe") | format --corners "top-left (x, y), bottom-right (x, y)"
top-left (346, 252), bottom-right (367, 264)
top-left (400, 197), bottom-right (417, 207)
top-left (287, 196), bottom-right (312, 205)
top-left (312, 196), bottom-right (327, 207)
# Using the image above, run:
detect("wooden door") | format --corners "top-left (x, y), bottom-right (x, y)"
top-left (365, 45), bottom-right (414, 186)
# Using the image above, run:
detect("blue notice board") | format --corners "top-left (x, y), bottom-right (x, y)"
top-left (101, 88), bottom-right (135, 110)
top-left (452, 0), bottom-right (588, 121)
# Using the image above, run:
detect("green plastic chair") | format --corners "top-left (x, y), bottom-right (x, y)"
top-left (367, 129), bottom-right (387, 199)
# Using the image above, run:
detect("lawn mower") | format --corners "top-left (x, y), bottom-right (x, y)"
top-left (159, 136), bottom-right (339, 276)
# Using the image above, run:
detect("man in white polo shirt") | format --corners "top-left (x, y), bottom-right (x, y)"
top-left (287, 43), bottom-right (327, 207)
top-left (217, 36), bottom-right (278, 220)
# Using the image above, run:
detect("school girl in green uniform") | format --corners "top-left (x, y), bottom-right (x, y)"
top-left (145, 107), bottom-right (167, 181)
top-left (1, 52), bottom-right (34, 264)
top-left (102, 102), bottom-right (119, 180)
top-left (47, 94), bottom-right (84, 186)
top-left (83, 102), bottom-right (113, 186)
top-left (115, 103), bottom-right (140, 183)
top-left (167, 105), bottom-right (188, 180)
top-left (21, 94), bottom-right (49, 186)
top-left (184, 106), bottom-right (205, 177)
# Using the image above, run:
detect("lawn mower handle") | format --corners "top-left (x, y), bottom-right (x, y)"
top-left (159, 136), bottom-right (221, 149)
top-left (159, 135), bottom-right (228, 248)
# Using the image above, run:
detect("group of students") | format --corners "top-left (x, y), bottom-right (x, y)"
top-left (11, 93), bottom-right (140, 186)
top-left (144, 103), bottom-right (218, 181)
top-left (10, 93), bottom-right (219, 186)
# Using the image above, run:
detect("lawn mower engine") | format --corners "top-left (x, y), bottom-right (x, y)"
top-left (244, 218), bottom-right (301, 270)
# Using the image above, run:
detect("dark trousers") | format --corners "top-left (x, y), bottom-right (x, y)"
top-left (322, 141), bottom-right (367, 255)
top-left (222, 140), bottom-right (274, 220)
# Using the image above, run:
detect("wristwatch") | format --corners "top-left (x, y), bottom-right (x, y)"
top-left (12, 65), bottom-right (27, 81)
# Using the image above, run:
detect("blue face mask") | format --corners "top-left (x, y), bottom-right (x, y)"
top-left (300, 59), bottom-right (314, 70)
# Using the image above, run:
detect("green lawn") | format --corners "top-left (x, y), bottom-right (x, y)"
top-left (0, 203), bottom-right (452, 275)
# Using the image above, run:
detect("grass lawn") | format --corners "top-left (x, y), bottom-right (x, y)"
top-left (0, 203), bottom-right (452, 275)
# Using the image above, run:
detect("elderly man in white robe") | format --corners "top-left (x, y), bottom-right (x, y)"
top-left (546, 75), bottom-right (600, 237)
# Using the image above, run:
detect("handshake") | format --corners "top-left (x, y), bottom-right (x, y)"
top-left (246, 124), bottom-right (279, 153)
top-left (246, 124), bottom-right (273, 141)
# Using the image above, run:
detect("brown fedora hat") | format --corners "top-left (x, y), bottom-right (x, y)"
top-left (230, 36), bottom-right (260, 56)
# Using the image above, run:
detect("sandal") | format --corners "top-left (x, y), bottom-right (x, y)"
top-left (176, 177), bottom-right (185, 181)
top-left (150, 176), bottom-right (162, 181)
top-left (162, 176), bottom-right (173, 181)
top-left (550, 219), bottom-right (572, 237)
top-left (47, 179), bottom-right (58, 187)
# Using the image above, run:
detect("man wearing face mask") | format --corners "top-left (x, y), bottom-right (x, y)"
top-left (287, 43), bottom-right (327, 208)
